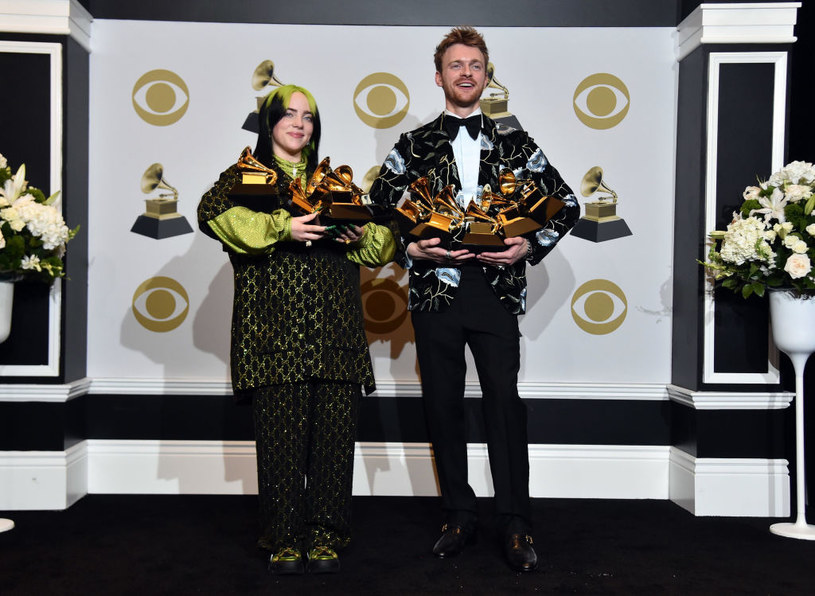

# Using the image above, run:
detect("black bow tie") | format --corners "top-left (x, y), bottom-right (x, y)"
top-left (444, 114), bottom-right (481, 141)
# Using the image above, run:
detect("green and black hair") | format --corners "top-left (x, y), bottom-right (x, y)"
top-left (254, 84), bottom-right (321, 171)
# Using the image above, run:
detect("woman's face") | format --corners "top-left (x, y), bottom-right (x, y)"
top-left (271, 91), bottom-right (314, 162)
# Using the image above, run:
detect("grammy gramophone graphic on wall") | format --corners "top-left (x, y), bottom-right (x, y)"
top-left (242, 60), bottom-right (284, 133)
top-left (570, 166), bottom-right (632, 243)
top-left (479, 63), bottom-right (523, 132)
top-left (130, 163), bottom-right (193, 239)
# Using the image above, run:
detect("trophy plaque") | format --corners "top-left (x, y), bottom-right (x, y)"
top-left (290, 157), bottom-right (386, 224)
top-left (229, 147), bottom-right (279, 197)
top-left (131, 163), bottom-right (193, 239)
top-left (570, 166), bottom-right (632, 243)
top-left (400, 172), bottom-right (566, 252)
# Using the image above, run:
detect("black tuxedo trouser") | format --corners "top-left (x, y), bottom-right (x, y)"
top-left (411, 265), bottom-right (531, 533)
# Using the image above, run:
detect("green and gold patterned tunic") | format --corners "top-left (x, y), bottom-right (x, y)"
top-left (197, 163), bottom-right (395, 400)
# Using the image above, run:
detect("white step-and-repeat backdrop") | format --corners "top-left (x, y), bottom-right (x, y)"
top-left (87, 22), bottom-right (676, 387)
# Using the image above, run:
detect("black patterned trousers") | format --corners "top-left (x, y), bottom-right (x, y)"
top-left (251, 381), bottom-right (360, 552)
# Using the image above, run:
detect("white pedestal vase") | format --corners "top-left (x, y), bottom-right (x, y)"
top-left (0, 278), bottom-right (14, 344)
top-left (769, 289), bottom-right (815, 540)
top-left (0, 279), bottom-right (14, 531)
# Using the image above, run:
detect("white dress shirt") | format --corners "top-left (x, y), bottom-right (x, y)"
top-left (445, 109), bottom-right (482, 209)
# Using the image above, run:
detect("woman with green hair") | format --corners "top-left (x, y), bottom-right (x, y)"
top-left (198, 84), bottom-right (395, 575)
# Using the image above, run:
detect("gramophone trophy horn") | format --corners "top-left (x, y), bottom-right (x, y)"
top-left (237, 147), bottom-right (278, 185)
top-left (480, 62), bottom-right (518, 129)
top-left (251, 60), bottom-right (285, 91)
top-left (140, 163), bottom-right (178, 200)
top-left (570, 166), bottom-right (631, 243)
top-left (580, 166), bottom-right (618, 202)
top-left (132, 162), bottom-right (193, 239)
top-left (485, 62), bottom-right (509, 100)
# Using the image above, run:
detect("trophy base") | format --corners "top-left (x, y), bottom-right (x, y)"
top-left (570, 217), bottom-right (632, 243)
top-left (409, 222), bottom-right (454, 249)
top-left (242, 111), bottom-right (259, 134)
top-left (131, 214), bottom-right (193, 239)
top-left (229, 182), bottom-right (278, 197)
top-left (492, 114), bottom-right (523, 133)
top-left (324, 203), bottom-right (374, 222)
top-left (461, 232), bottom-right (507, 252)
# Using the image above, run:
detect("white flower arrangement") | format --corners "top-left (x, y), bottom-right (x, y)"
top-left (701, 161), bottom-right (815, 298)
top-left (0, 153), bottom-right (78, 281)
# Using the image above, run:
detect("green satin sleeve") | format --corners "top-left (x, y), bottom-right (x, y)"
top-left (206, 206), bottom-right (292, 255)
top-left (346, 222), bottom-right (396, 268)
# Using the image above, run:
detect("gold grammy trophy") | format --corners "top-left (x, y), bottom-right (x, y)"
top-left (479, 63), bottom-right (523, 132)
top-left (242, 60), bottom-right (285, 133)
top-left (131, 163), bottom-right (193, 239)
top-left (570, 166), bottom-right (632, 243)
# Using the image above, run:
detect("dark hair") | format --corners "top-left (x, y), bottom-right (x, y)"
top-left (254, 84), bottom-right (321, 171)
top-left (433, 26), bottom-right (489, 72)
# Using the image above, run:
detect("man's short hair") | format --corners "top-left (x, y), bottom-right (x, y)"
top-left (433, 26), bottom-right (489, 72)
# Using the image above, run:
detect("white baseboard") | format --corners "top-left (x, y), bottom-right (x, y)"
top-left (0, 441), bottom-right (790, 516)
top-left (1, 440), bottom-right (789, 517)
top-left (669, 447), bottom-right (790, 517)
top-left (0, 443), bottom-right (85, 510)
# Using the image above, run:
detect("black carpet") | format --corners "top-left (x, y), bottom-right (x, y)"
top-left (1, 495), bottom-right (814, 595)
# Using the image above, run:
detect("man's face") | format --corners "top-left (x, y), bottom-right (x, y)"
top-left (435, 43), bottom-right (488, 115)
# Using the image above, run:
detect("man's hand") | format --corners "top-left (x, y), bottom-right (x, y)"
top-left (406, 237), bottom-right (474, 265)
top-left (476, 236), bottom-right (528, 268)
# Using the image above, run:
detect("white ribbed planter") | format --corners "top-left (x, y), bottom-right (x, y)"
top-left (768, 290), bottom-right (815, 540)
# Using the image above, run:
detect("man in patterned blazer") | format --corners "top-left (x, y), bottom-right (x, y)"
top-left (368, 26), bottom-right (579, 572)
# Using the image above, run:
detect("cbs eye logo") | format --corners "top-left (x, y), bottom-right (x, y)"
top-left (132, 276), bottom-right (190, 332)
top-left (132, 69), bottom-right (190, 126)
top-left (353, 73), bottom-right (410, 129)
top-left (573, 73), bottom-right (630, 130)
top-left (361, 278), bottom-right (409, 334)
top-left (571, 279), bottom-right (627, 335)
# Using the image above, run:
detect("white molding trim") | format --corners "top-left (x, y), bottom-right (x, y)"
top-left (2, 441), bottom-right (789, 517)
top-left (667, 384), bottom-right (793, 410)
top-left (669, 447), bottom-right (789, 516)
top-left (702, 50), bottom-right (788, 386)
top-left (88, 377), bottom-right (236, 397)
top-left (0, 377), bottom-right (90, 402)
top-left (83, 378), bottom-right (669, 400)
top-left (677, 2), bottom-right (801, 60)
top-left (0, 0), bottom-right (93, 51)
top-left (0, 442), bottom-right (85, 510)
top-left (0, 40), bottom-right (63, 378)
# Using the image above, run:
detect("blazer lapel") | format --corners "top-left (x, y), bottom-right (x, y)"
top-left (478, 117), bottom-right (502, 188)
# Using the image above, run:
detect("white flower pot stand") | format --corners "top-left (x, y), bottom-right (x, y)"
top-left (769, 290), bottom-right (815, 540)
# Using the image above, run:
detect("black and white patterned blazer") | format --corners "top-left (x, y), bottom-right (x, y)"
top-left (369, 112), bottom-right (580, 314)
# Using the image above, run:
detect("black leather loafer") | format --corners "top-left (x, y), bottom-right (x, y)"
top-left (306, 545), bottom-right (340, 574)
top-left (269, 546), bottom-right (304, 575)
top-left (432, 523), bottom-right (476, 558)
top-left (505, 533), bottom-right (538, 572)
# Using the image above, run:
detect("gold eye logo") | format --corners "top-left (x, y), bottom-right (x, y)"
top-left (361, 278), bottom-right (409, 334)
top-left (571, 279), bottom-right (627, 335)
top-left (573, 73), bottom-right (630, 130)
top-left (132, 276), bottom-right (190, 332)
top-left (132, 69), bottom-right (190, 126)
top-left (353, 73), bottom-right (410, 129)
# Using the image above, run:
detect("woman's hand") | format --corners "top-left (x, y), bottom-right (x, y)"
top-left (290, 212), bottom-right (325, 246)
top-left (329, 223), bottom-right (366, 245)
